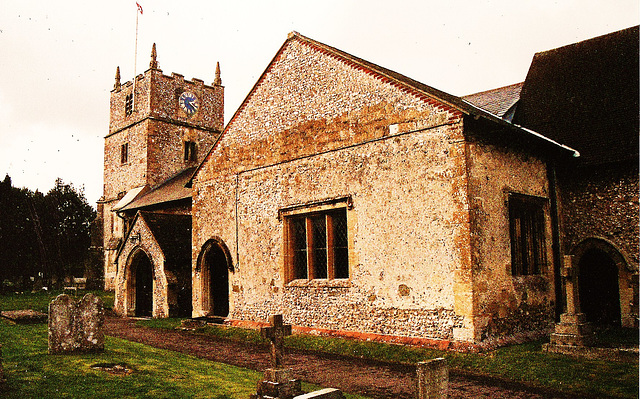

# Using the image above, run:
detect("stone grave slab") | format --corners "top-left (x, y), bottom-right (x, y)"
top-left (293, 388), bottom-right (344, 399)
top-left (0, 309), bottom-right (48, 324)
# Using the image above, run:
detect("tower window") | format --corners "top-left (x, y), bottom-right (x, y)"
top-left (120, 143), bottom-right (129, 164)
top-left (125, 94), bottom-right (133, 116)
top-left (184, 141), bottom-right (197, 162)
top-left (509, 194), bottom-right (546, 275)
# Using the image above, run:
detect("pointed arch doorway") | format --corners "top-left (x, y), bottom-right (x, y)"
top-left (128, 249), bottom-right (154, 317)
top-left (199, 239), bottom-right (232, 318)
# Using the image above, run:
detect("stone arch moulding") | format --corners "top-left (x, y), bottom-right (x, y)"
top-left (196, 237), bottom-right (234, 273)
top-left (570, 237), bottom-right (635, 273)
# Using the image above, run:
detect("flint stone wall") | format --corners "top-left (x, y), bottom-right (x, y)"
top-left (48, 294), bottom-right (104, 354)
top-left (192, 36), bottom-right (471, 340)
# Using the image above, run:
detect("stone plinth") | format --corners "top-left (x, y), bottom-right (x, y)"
top-left (549, 313), bottom-right (595, 347)
top-left (417, 358), bottom-right (448, 399)
top-left (251, 368), bottom-right (302, 399)
top-left (48, 294), bottom-right (105, 354)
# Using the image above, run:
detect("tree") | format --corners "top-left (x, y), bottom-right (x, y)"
top-left (0, 175), bottom-right (40, 288)
top-left (0, 175), bottom-right (96, 289)
top-left (39, 178), bottom-right (97, 283)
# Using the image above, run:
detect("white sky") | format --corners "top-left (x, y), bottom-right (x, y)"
top-left (0, 0), bottom-right (637, 205)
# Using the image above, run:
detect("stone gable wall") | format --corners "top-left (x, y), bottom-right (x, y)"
top-left (196, 38), bottom-right (459, 180)
top-left (193, 37), bottom-right (474, 340)
top-left (113, 216), bottom-right (169, 317)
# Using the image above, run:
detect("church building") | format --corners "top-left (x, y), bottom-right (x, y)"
top-left (190, 32), bottom-right (577, 344)
top-left (101, 27), bottom-right (638, 345)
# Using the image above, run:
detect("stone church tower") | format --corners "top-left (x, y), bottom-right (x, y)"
top-left (99, 44), bottom-right (223, 290)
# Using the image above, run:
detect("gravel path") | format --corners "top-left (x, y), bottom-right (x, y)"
top-left (104, 316), bottom-right (573, 399)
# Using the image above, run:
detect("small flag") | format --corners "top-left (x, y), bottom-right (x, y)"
top-left (136, 2), bottom-right (143, 14)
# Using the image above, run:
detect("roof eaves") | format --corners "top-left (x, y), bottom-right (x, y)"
top-left (460, 98), bottom-right (580, 157)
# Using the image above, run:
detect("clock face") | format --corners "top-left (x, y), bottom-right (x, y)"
top-left (179, 91), bottom-right (199, 117)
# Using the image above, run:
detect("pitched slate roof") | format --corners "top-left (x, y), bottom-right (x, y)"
top-left (121, 167), bottom-right (195, 211)
top-left (513, 26), bottom-right (639, 165)
top-left (463, 82), bottom-right (523, 119)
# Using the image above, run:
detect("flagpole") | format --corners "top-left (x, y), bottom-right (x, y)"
top-left (133, 3), bottom-right (139, 112)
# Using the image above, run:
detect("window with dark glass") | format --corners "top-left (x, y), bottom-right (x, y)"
top-left (184, 141), bottom-right (197, 162)
top-left (125, 94), bottom-right (133, 116)
top-left (120, 143), bottom-right (129, 164)
top-left (287, 208), bottom-right (348, 281)
top-left (509, 194), bottom-right (546, 275)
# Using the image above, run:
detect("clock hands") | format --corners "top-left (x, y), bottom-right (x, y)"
top-left (180, 93), bottom-right (199, 116)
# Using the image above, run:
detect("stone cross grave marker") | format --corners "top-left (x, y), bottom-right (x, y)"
top-left (251, 314), bottom-right (302, 399)
top-left (261, 314), bottom-right (292, 368)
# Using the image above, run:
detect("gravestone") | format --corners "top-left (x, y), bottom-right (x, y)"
top-left (250, 314), bottom-right (302, 399)
top-left (48, 293), bottom-right (105, 354)
top-left (417, 358), bottom-right (448, 399)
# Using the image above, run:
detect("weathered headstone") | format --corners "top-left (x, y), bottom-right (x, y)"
top-left (250, 314), bottom-right (302, 399)
top-left (547, 255), bottom-right (594, 348)
top-left (48, 293), bottom-right (105, 354)
top-left (417, 358), bottom-right (448, 399)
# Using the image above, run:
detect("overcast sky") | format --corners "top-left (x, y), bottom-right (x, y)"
top-left (0, 0), bottom-right (637, 205)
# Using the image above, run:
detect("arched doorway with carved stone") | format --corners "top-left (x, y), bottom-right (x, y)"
top-left (573, 238), bottom-right (627, 326)
top-left (198, 238), bottom-right (232, 318)
top-left (126, 248), bottom-right (154, 317)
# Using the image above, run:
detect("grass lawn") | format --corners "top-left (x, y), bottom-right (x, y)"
top-left (140, 318), bottom-right (639, 399)
top-left (0, 289), bottom-right (115, 314)
top-left (0, 291), bottom-right (370, 399)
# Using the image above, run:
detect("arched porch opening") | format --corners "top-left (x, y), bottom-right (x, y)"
top-left (198, 238), bottom-right (232, 318)
top-left (573, 238), bottom-right (627, 326)
top-left (126, 248), bottom-right (154, 317)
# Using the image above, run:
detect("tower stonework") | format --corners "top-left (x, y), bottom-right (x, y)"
top-left (100, 45), bottom-right (224, 290)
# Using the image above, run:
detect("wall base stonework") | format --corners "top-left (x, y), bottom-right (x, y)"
top-left (231, 284), bottom-right (464, 340)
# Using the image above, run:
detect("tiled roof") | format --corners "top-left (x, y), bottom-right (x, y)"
top-left (121, 167), bottom-right (195, 211)
top-left (513, 26), bottom-right (639, 165)
top-left (463, 82), bottom-right (523, 118)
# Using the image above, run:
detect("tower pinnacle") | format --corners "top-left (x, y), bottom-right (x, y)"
top-left (114, 66), bottom-right (121, 90)
top-left (214, 62), bottom-right (222, 86)
top-left (150, 43), bottom-right (158, 69)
